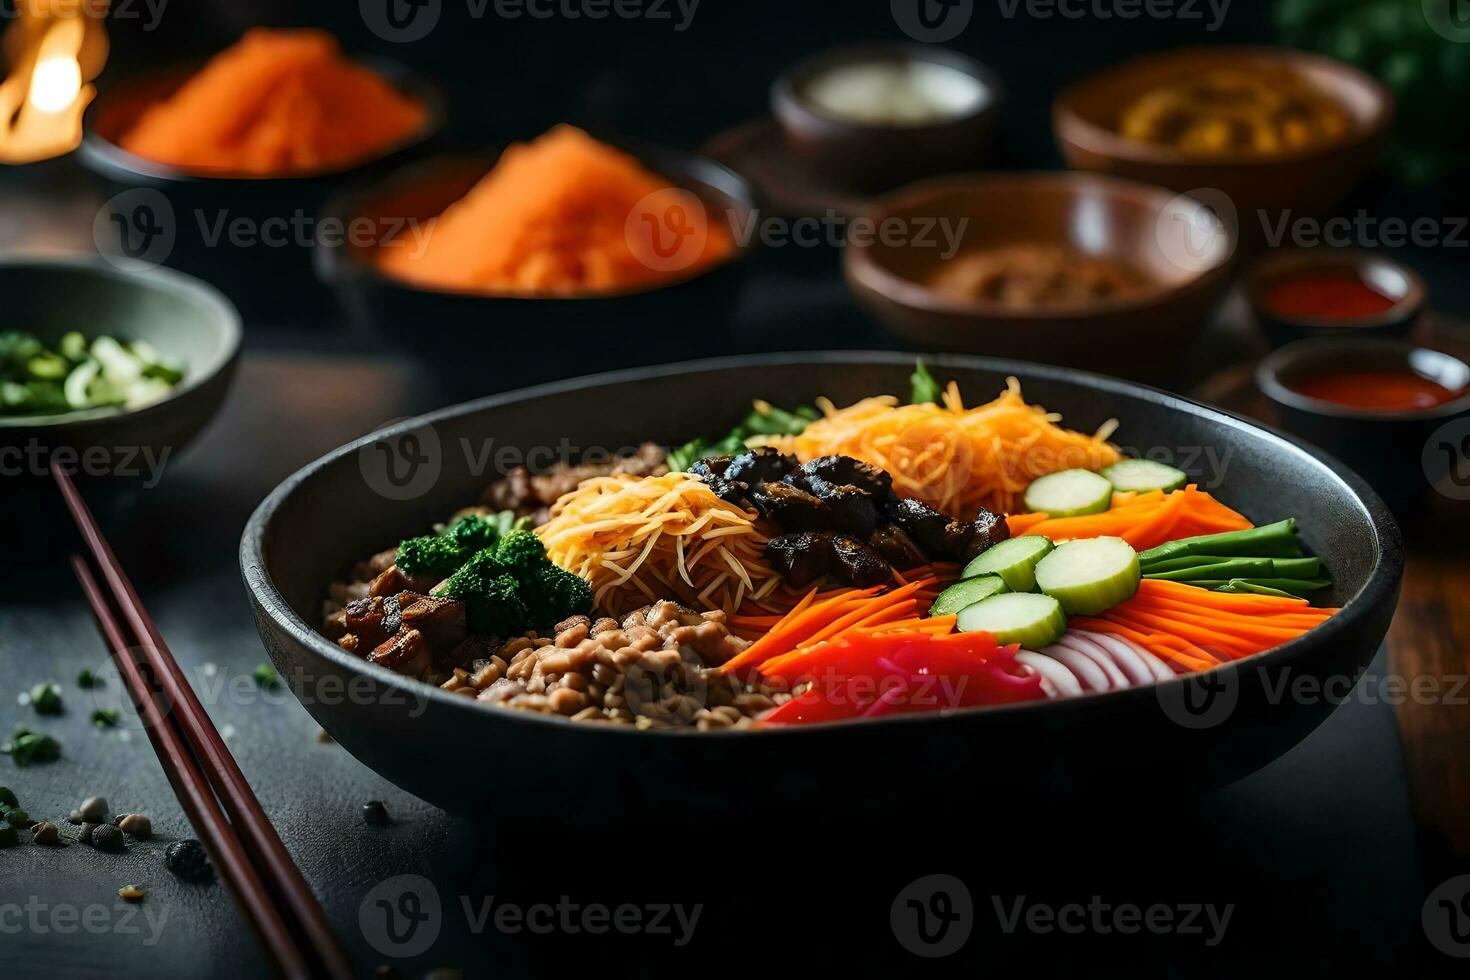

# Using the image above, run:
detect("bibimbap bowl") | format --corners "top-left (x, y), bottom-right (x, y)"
top-left (241, 353), bottom-right (1401, 822)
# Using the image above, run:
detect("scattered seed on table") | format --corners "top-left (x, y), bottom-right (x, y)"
top-left (0, 787), bottom-right (16, 807)
top-left (118, 814), bottom-right (152, 839)
top-left (361, 801), bottom-right (389, 826)
top-left (31, 821), bottom-right (60, 846)
top-left (0, 826), bottom-right (17, 848)
top-left (165, 839), bottom-right (214, 882)
top-left (91, 824), bottom-right (124, 852)
top-left (79, 822), bottom-right (99, 845)
top-left (79, 797), bottom-right (108, 822)
top-left (67, 809), bottom-right (83, 825)
top-left (30, 683), bottom-right (62, 715)
top-left (118, 885), bottom-right (145, 903)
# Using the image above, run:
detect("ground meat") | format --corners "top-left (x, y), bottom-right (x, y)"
top-left (437, 602), bottom-right (788, 730)
top-left (481, 442), bottom-right (668, 525)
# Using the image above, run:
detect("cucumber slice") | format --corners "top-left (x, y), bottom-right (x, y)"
top-left (1023, 469), bottom-right (1113, 517)
top-left (956, 593), bottom-right (1067, 648)
top-left (929, 575), bottom-right (1008, 618)
top-left (961, 535), bottom-right (1054, 592)
top-left (1034, 536), bottom-right (1140, 615)
top-left (1101, 459), bottom-right (1188, 493)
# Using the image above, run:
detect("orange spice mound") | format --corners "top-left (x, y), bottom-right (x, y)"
top-left (120, 29), bottom-right (425, 175)
top-left (377, 125), bottom-right (734, 295)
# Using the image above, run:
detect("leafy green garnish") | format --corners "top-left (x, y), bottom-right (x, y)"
top-left (910, 359), bottom-right (943, 405)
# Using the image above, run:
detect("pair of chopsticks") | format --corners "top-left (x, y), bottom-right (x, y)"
top-left (54, 463), bottom-right (354, 980)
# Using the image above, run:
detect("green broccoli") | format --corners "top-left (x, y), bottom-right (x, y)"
top-left (493, 529), bottom-right (548, 577)
top-left (397, 513), bottom-right (524, 577)
top-left (525, 564), bottom-right (593, 631)
top-left (435, 550), bottom-right (529, 637)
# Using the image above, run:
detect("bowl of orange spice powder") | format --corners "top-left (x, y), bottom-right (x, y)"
top-left (79, 28), bottom-right (442, 321)
top-left (315, 125), bottom-right (758, 388)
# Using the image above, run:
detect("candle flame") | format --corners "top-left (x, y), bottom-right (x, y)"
top-left (1, 5), bottom-right (104, 163)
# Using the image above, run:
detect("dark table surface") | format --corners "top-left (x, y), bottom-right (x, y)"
top-left (4, 158), bottom-right (1469, 977)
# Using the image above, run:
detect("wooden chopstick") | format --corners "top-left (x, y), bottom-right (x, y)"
top-left (71, 557), bottom-right (310, 979)
top-left (55, 463), bottom-right (354, 980)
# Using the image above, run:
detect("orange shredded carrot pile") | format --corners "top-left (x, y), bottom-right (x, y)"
top-left (721, 578), bottom-right (944, 675)
top-left (1005, 485), bottom-right (1251, 551)
top-left (120, 29), bottom-right (425, 175)
top-left (728, 561), bottom-right (959, 627)
top-left (378, 125), bottom-right (734, 295)
top-left (1073, 578), bottom-right (1338, 670)
top-left (767, 378), bottom-right (1120, 518)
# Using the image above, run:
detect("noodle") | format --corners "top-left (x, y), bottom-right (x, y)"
top-left (538, 474), bottom-right (782, 617)
top-left (767, 377), bottom-right (1119, 517)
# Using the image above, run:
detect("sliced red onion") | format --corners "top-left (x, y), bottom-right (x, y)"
top-left (1069, 630), bottom-right (1154, 687)
top-left (1015, 651), bottom-right (1083, 699)
top-left (1089, 631), bottom-right (1179, 682)
top-left (1050, 633), bottom-right (1131, 690)
top-left (1038, 644), bottom-right (1111, 692)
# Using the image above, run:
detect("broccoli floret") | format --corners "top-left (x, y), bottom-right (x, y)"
top-left (443, 514), bottom-right (499, 554)
top-left (397, 514), bottom-right (517, 576)
top-left (435, 550), bottom-right (529, 637)
top-left (525, 564), bottom-right (593, 631)
top-left (493, 529), bottom-right (548, 578)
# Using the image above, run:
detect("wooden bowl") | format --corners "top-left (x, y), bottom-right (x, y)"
top-left (772, 43), bottom-right (1002, 194)
top-left (843, 173), bottom-right (1235, 378)
top-left (1053, 47), bottom-right (1392, 241)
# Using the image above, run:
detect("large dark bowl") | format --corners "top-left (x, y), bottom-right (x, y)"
top-left (314, 142), bottom-right (759, 390)
top-left (241, 353), bottom-right (1401, 823)
top-left (78, 58), bottom-right (442, 323)
top-left (0, 254), bottom-right (240, 473)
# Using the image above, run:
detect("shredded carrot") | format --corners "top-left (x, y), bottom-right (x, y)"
top-left (378, 125), bottom-right (733, 295)
top-left (1003, 485), bottom-right (1252, 550)
top-left (720, 579), bottom-right (938, 675)
top-left (120, 29), bottom-right (425, 174)
top-left (766, 378), bottom-right (1119, 518)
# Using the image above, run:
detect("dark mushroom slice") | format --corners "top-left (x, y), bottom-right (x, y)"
top-left (688, 455), bottom-right (734, 480)
top-left (748, 481), bottom-right (833, 532)
top-left (868, 523), bottom-right (928, 570)
top-left (723, 446), bottom-right (799, 486)
top-left (798, 456), bottom-right (893, 499)
top-left (883, 496), bottom-right (956, 556)
top-left (805, 478), bottom-right (880, 537)
top-left (764, 531), bottom-right (835, 587)
top-left (698, 475), bottom-right (750, 506)
top-left (830, 535), bottom-right (893, 587)
top-left (964, 508), bottom-right (1012, 563)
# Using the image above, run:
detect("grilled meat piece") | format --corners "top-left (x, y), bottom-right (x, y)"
top-left (399, 593), bottom-right (468, 652)
top-left (765, 531), bottom-right (835, 587)
top-left (882, 495), bottom-right (980, 561)
top-left (805, 479), bottom-right (880, 537)
top-left (368, 628), bottom-right (431, 678)
top-left (965, 508), bottom-right (1011, 562)
top-left (868, 523), bottom-right (928, 570)
top-left (796, 456), bottom-right (893, 498)
top-left (688, 455), bottom-right (733, 480)
top-left (723, 447), bottom-right (798, 486)
top-left (699, 474), bottom-right (750, 505)
top-left (369, 564), bottom-right (439, 597)
top-left (749, 481), bottom-right (833, 531)
top-left (343, 595), bottom-right (403, 650)
top-left (830, 535), bottom-right (893, 587)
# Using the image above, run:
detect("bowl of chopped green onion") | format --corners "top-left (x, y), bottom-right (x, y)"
top-left (0, 255), bottom-right (239, 480)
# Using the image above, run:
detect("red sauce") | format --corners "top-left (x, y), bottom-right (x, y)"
top-left (1289, 370), bottom-right (1463, 412)
top-left (1263, 272), bottom-right (1397, 321)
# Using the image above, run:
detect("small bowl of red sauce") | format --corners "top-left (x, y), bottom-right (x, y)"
top-left (1248, 249), bottom-right (1425, 348)
top-left (1258, 338), bottom-right (1470, 511)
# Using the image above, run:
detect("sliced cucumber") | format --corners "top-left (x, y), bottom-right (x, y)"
top-left (961, 535), bottom-right (1054, 592)
top-left (956, 592), bottom-right (1067, 648)
top-left (1023, 469), bottom-right (1113, 517)
top-left (1101, 459), bottom-right (1188, 493)
top-left (1033, 536), bottom-right (1140, 615)
top-left (929, 575), bottom-right (1008, 618)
